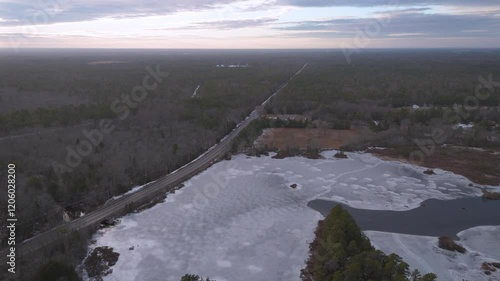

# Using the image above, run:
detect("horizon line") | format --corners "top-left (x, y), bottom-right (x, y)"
top-left (2, 47), bottom-right (500, 51)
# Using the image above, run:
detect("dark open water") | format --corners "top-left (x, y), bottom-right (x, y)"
top-left (308, 197), bottom-right (500, 238)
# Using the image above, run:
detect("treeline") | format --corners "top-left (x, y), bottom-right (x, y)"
top-left (385, 107), bottom-right (499, 128)
top-left (301, 205), bottom-right (437, 281)
top-left (271, 99), bottom-right (499, 130)
top-left (268, 95), bottom-right (499, 149)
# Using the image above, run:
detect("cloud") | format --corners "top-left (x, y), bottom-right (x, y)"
top-left (276, 9), bottom-right (500, 38)
top-left (0, 0), bottom-right (238, 26)
top-left (183, 18), bottom-right (278, 30)
top-left (373, 7), bottom-right (432, 14)
top-left (278, 0), bottom-right (500, 7)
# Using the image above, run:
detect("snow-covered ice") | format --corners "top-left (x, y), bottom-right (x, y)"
top-left (366, 226), bottom-right (500, 281)
top-left (86, 151), bottom-right (487, 281)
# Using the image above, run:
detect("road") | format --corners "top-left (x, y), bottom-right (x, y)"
top-left (1, 62), bottom-right (308, 257)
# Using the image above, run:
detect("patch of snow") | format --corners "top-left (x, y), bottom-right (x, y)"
top-left (216, 64), bottom-right (249, 68)
top-left (191, 85), bottom-right (200, 98)
top-left (107, 182), bottom-right (155, 202)
top-left (454, 123), bottom-right (474, 129)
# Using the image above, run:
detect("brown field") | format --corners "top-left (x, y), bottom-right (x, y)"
top-left (254, 127), bottom-right (500, 187)
top-left (254, 128), bottom-right (369, 150)
top-left (369, 146), bottom-right (500, 186)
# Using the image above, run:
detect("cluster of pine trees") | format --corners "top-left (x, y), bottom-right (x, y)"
top-left (301, 206), bottom-right (437, 281)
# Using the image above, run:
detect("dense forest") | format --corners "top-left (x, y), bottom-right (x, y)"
top-left (301, 205), bottom-right (437, 281)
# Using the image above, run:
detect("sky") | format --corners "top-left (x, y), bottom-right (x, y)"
top-left (1, 0), bottom-right (500, 49)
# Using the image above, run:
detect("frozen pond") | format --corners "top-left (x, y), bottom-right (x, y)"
top-left (308, 197), bottom-right (500, 238)
top-left (84, 151), bottom-right (493, 281)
